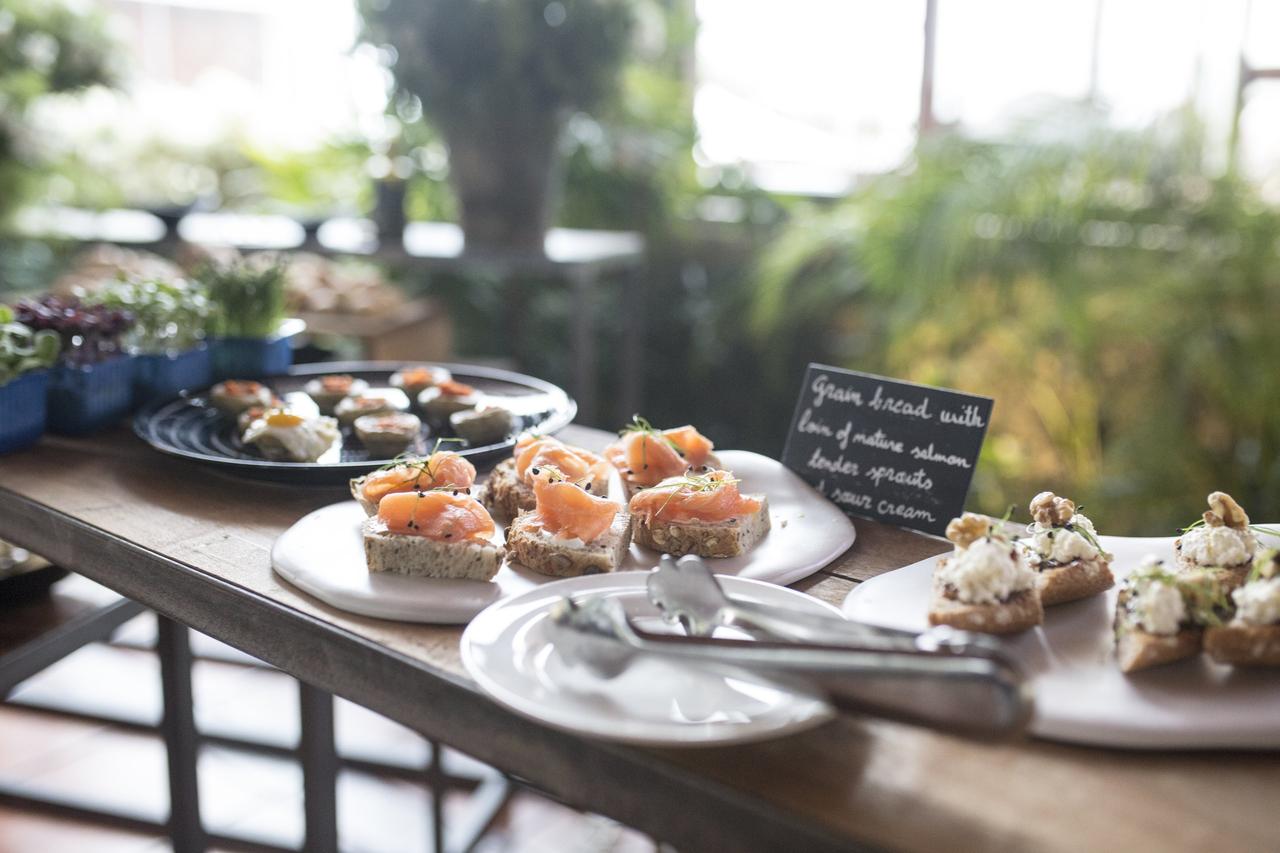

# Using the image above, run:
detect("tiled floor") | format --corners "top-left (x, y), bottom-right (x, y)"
top-left (0, 611), bottom-right (655, 853)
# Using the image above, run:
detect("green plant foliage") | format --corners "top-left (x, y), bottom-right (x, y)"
top-left (199, 259), bottom-right (288, 339)
top-left (749, 104), bottom-right (1280, 533)
top-left (0, 304), bottom-right (59, 386)
top-left (87, 277), bottom-right (211, 354)
top-left (359, 0), bottom-right (633, 129)
top-left (0, 0), bottom-right (117, 223)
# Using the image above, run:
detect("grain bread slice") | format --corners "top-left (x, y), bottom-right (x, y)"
top-left (505, 510), bottom-right (633, 578)
top-left (1037, 556), bottom-right (1115, 606)
top-left (1203, 623), bottom-right (1280, 666)
top-left (361, 517), bottom-right (502, 581)
top-left (350, 476), bottom-right (380, 516)
top-left (927, 575), bottom-right (1043, 635)
top-left (478, 458), bottom-right (611, 522)
top-left (632, 495), bottom-right (769, 558)
top-left (1114, 626), bottom-right (1202, 672)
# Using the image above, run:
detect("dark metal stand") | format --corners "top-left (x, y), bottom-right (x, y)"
top-left (0, 589), bottom-right (514, 852)
top-left (158, 616), bottom-right (206, 853)
top-left (298, 682), bottom-right (339, 853)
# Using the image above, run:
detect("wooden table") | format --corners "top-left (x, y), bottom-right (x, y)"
top-left (0, 425), bottom-right (1276, 853)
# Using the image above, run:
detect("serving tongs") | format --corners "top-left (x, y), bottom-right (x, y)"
top-left (549, 556), bottom-right (1033, 738)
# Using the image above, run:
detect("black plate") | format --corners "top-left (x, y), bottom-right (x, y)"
top-left (132, 361), bottom-right (576, 484)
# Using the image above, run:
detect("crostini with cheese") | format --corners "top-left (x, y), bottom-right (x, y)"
top-left (929, 513), bottom-right (1043, 635)
top-left (1021, 491), bottom-right (1114, 606)
top-left (1204, 549), bottom-right (1280, 667)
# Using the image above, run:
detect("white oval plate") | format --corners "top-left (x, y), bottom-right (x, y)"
top-left (461, 572), bottom-right (838, 746)
top-left (272, 449), bottom-right (856, 623)
top-left (843, 527), bottom-right (1280, 749)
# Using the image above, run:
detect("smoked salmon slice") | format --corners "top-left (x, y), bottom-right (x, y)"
top-left (360, 452), bottom-right (477, 504)
top-left (530, 467), bottom-right (621, 542)
top-left (629, 470), bottom-right (760, 523)
top-left (604, 418), bottom-right (715, 488)
top-left (514, 435), bottom-right (606, 484)
top-left (378, 490), bottom-right (495, 542)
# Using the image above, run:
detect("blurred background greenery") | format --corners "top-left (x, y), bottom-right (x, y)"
top-left (2, 0), bottom-right (1279, 533)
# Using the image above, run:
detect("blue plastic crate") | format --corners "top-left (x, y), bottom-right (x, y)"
top-left (0, 370), bottom-right (50, 454)
top-left (47, 354), bottom-right (136, 436)
top-left (212, 334), bottom-right (293, 380)
top-left (133, 345), bottom-right (214, 404)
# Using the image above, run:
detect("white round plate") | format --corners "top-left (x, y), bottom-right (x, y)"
top-left (272, 449), bottom-right (856, 624)
top-left (461, 572), bottom-right (838, 746)
top-left (843, 527), bottom-right (1280, 749)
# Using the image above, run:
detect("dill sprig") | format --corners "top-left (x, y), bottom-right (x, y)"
top-left (1065, 517), bottom-right (1110, 559)
top-left (649, 470), bottom-right (738, 518)
top-left (1023, 503), bottom-right (1110, 558)
top-left (371, 438), bottom-right (466, 488)
top-left (1179, 517), bottom-right (1207, 534)
top-left (619, 415), bottom-right (683, 467)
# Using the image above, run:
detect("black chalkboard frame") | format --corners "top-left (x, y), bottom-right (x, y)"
top-left (780, 363), bottom-right (994, 536)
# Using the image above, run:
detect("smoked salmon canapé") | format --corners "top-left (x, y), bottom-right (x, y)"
top-left (349, 449), bottom-right (478, 515)
top-left (305, 374), bottom-right (369, 415)
top-left (603, 416), bottom-right (721, 496)
top-left (362, 489), bottom-right (503, 580)
top-left (389, 364), bottom-right (452, 398)
top-left (629, 470), bottom-right (770, 558)
top-left (418, 380), bottom-right (480, 426)
top-left (479, 433), bottom-right (611, 521)
top-left (210, 380), bottom-right (274, 416)
top-left (505, 466), bottom-right (633, 578)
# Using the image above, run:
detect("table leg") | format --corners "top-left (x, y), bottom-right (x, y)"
top-left (298, 681), bottom-right (340, 853)
top-left (427, 739), bottom-right (446, 853)
top-left (569, 269), bottom-right (598, 425)
top-left (157, 615), bottom-right (206, 853)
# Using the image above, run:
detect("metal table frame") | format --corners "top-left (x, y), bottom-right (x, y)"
top-left (0, 585), bottom-right (511, 853)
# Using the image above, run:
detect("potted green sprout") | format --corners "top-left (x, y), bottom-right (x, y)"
top-left (200, 258), bottom-right (303, 379)
top-left (88, 277), bottom-right (213, 403)
top-left (0, 305), bottom-right (61, 453)
top-left (14, 296), bottom-right (136, 435)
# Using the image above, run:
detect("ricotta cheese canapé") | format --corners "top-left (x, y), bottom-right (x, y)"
top-left (1178, 524), bottom-right (1256, 568)
top-left (1028, 513), bottom-right (1102, 565)
top-left (1129, 575), bottom-right (1186, 635)
top-left (1233, 577), bottom-right (1280, 627)
top-left (937, 537), bottom-right (1036, 605)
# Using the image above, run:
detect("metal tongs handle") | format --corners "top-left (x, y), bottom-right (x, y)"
top-left (551, 597), bottom-right (1033, 738)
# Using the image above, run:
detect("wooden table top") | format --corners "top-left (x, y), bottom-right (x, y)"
top-left (0, 425), bottom-right (1275, 853)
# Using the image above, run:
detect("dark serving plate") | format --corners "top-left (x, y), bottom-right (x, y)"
top-left (133, 361), bottom-right (576, 484)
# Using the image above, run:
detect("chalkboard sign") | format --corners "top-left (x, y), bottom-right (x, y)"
top-left (781, 364), bottom-right (994, 536)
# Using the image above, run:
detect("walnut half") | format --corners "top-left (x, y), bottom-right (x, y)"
top-left (1203, 491), bottom-right (1249, 529)
top-left (945, 513), bottom-right (991, 548)
top-left (1029, 491), bottom-right (1075, 527)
